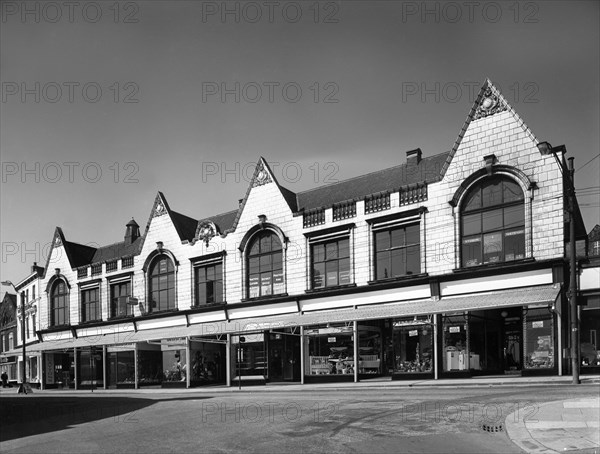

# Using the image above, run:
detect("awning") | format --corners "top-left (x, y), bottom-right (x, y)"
top-left (29, 284), bottom-right (560, 351)
top-left (28, 325), bottom-right (195, 352)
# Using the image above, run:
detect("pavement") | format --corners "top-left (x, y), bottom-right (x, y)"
top-left (505, 396), bottom-right (600, 454)
top-left (2, 374), bottom-right (599, 453)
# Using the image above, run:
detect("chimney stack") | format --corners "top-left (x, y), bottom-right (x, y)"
top-left (406, 148), bottom-right (422, 166)
top-left (31, 262), bottom-right (44, 275)
top-left (125, 218), bottom-right (140, 243)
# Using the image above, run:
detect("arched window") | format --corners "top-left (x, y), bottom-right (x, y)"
top-left (149, 255), bottom-right (176, 312)
top-left (461, 176), bottom-right (525, 267)
top-left (247, 231), bottom-right (283, 298)
top-left (50, 280), bottom-right (69, 326)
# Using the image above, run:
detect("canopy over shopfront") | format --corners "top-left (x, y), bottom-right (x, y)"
top-left (29, 283), bottom-right (561, 352)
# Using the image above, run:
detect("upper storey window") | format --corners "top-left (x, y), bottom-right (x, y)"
top-left (311, 238), bottom-right (350, 289)
top-left (247, 231), bottom-right (283, 298)
top-left (461, 176), bottom-right (525, 267)
top-left (50, 280), bottom-right (69, 326)
top-left (374, 224), bottom-right (420, 279)
top-left (149, 255), bottom-right (176, 312)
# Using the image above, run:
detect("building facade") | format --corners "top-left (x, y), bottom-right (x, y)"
top-left (0, 293), bottom-right (18, 383)
top-left (13, 263), bottom-right (45, 386)
top-left (27, 80), bottom-right (591, 389)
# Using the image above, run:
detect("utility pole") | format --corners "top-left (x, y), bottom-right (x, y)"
top-left (568, 157), bottom-right (580, 385)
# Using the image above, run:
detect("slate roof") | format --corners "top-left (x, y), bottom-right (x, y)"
top-left (195, 152), bottom-right (449, 233)
top-left (207, 209), bottom-right (238, 233)
top-left (90, 237), bottom-right (143, 264)
top-left (170, 210), bottom-right (198, 243)
top-left (63, 241), bottom-right (97, 268)
top-left (295, 152), bottom-right (449, 211)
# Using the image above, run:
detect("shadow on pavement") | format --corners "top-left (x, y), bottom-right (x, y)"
top-left (0, 395), bottom-right (213, 442)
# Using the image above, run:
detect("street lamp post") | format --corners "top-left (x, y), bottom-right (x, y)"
top-left (1, 280), bottom-right (28, 394)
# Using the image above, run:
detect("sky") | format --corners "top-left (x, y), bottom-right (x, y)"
top-left (1, 0), bottom-right (599, 294)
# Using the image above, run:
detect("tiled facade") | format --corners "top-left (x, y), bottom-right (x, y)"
top-left (8, 79), bottom-right (596, 389)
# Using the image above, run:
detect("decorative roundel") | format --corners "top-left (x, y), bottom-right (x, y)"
top-left (481, 97), bottom-right (496, 110)
top-left (155, 203), bottom-right (164, 214)
top-left (257, 169), bottom-right (267, 183)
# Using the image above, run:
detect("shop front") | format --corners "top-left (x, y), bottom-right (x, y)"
top-left (440, 305), bottom-right (557, 378)
top-left (390, 316), bottom-right (434, 379)
top-left (44, 351), bottom-right (75, 389)
top-left (304, 324), bottom-right (355, 382)
top-left (77, 347), bottom-right (103, 389)
top-left (0, 356), bottom-right (17, 385)
top-left (231, 329), bottom-right (300, 385)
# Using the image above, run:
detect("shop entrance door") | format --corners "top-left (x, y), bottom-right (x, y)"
top-left (503, 316), bottom-right (522, 374)
top-left (268, 333), bottom-right (300, 382)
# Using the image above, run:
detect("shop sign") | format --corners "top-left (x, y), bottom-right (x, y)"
top-left (532, 321), bottom-right (544, 328)
top-left (449, 326), bottom-right (461, 333)
top-left (327, 337), bottom-right (336, 343)
top-left (409, 330), bottom-right (418, 337)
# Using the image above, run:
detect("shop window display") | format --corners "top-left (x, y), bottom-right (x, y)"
top-left (443, 314), bottom-right (469, 371)
top-left (163, 349), bottom-right (187, 382)
top-left (305, 325), bottom-right (354, 376)
top-left (107, 350), bottom-right (135, 387)
top-left (190, 342), bottom-right (225, 384)
top-left (48, 352), bottom-right (75, 388)
top-left (524, 308), bottom-right (554, 369)
top-left (392, 317), bottom-right (433, 374)
top-left (138, 350), bottom-right (162, 385)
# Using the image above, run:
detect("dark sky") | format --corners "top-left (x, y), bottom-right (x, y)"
top-left (1, 0), bottom-right (599, 286)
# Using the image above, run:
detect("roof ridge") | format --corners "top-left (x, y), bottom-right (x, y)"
top-left (296, 151), bottom-right (450, 196)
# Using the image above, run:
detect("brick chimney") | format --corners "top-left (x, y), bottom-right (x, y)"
top-left (406, 148), bottom-right (422, 166)
top-left (125, 218), bottom-right (140, 243)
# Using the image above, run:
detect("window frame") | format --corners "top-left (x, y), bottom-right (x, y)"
top-left (110, 280), bottom-right (133, 318)
top-left (193, 261), bottom-right (224, 307)
top-left (246, 231), bottom-right (284, 299)
top-left (460, 176), bottom-right (526, 268)
top-left (50, 279), bottom-right (69, 327)
top-left (310, 236), bottom-right (351, 289)
top-left (373, 223), bottom-right (421, 280)
top-left (148, 255), bottom-right (176, 313)
top-left (80, 286), bottom-right (101, 323)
